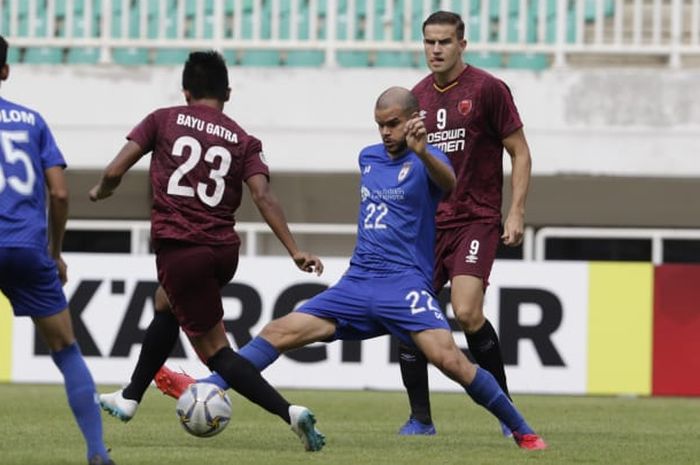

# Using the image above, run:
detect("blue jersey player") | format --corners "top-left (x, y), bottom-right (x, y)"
top-left (169, 86), bottom-right (546, 449)
top-left (0, 36), bottom-right (115, 465)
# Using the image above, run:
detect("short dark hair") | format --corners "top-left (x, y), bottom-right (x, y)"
top-left (182, 50), bottom-right (229, 101)
top-left (0, 36), bottom-right (8, 67)
top-left (422, 11), bottom-right (465, 40)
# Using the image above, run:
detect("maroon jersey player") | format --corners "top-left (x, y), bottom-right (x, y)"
top-left (89, 51), bottom-right (326, 452)
top-left (397, 11), bottom-right (533, 438)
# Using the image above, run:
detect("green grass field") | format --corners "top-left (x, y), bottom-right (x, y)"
top-left (1, 384), bottom-right (699, 465)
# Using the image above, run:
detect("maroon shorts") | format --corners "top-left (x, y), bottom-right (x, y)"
top-left (155, 240), bottom-right (239, 337)
top-left (433, 222), bottom-right (501, 291)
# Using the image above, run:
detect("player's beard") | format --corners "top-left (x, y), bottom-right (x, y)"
top-left (385, 139), bottom-right (408, 157)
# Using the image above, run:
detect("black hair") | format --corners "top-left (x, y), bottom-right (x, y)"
top-left (422, 11), bottom-right (465, 40)
top-left (0, 36), bottom-right (8, 67)
top-left (182, 50), bottom-right (229, 101)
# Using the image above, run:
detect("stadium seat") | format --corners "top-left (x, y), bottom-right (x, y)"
top-left (374, 51), bottom-right (416, 68)
top-left (466, 51), bottom-right (503, 68)
top-left (585, 0), bottom-right (615, 20)
top-left (66, 47), bottom-right (100, 64)
top-left (23, 47), bottom-right (63, 64)
top-left (507, 52), bottom-right (549, 70)
top-left (239, 50), bottom-right (281, 66)
top-left (154, 49), bottom-right (191, 65)
top-left (6, 47), bottom-right (20, 64)
top-left (112, 48), bottom-right (150, 65)
top-left (284, 51), bottom-right (325, 67)
top-left (337, 51), bottom-right (371, 67)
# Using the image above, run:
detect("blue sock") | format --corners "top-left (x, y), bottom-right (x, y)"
top-left (238, 336), bottom-right (281, 371)
top-left (51, 343), bottom-right (110, 462)
top-left (197, 337), bottom-right (280, 389)
top-left (198, 372), bottom-right (229, 390)
top-left (465, 367), bottom-right (534, 435)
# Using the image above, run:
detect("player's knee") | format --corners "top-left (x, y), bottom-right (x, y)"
top-left (453, 306), bottom-right (485, 333)
top-left (429, 349), bottom-right (463, 377)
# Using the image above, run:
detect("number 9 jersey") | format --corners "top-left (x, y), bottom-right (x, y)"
top-left (0, 97), bottom-right (66, 249)
top-left (349, 143), bottom-right (452, 284)
top-left (128, 104), bottom-right (269, 246)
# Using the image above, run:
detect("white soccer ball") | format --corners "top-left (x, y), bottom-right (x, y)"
top-left (176, 382), bottom-right (232, 438)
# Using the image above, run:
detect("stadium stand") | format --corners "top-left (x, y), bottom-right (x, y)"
top-left (0, 0), bottom-right (669, 69)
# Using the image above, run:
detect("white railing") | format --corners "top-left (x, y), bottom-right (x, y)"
top-left (65, 219), bottom-right (359, 256)
top-left (67, 220), bottom-right (700, 263)
top-left (535, 226), bottom-right (700, 264)
top-left (1, 0), bottom-right (699, 67)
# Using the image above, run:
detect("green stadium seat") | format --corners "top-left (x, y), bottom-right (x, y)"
top-left (375, 51), bottom-right (415, 67)
top-left (66, 47), bottom-right (100, 64)
top-left (23, 47), bottom-right (63, 64)
top-left (337, 51), bottom-right (371, 67)
top-left (112, 48), bottom-right (150, 65)
top-left (507, 52), bottom-right (549, 70)
top-left (154, 49), bottom-right (191, 65)
top-left (240, 50), bottom-right (281, 66)
top-left (284, 51), bottom-right (325, 67)
top-left (585, 0), bottom-right (615, 20)
top-left (466, 51), bottom-right (502, 68)
top-left (6, 47), bottom-right (20, 64)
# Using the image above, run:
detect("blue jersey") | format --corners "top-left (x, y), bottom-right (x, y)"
top-left (349, 143), bottom-right (452, 283)
top-left (0, 97), bottom-right (66, 249)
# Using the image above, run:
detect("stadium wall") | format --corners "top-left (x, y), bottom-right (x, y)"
top-left (5, 65), bottom-right (700, 177)
top-left (3, 254), bottom-right (699, 397)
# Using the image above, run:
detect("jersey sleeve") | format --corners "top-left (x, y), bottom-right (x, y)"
top-left (127, 110), bottom-right (159, 153)
top-left (241, 136), bottom-right (270, 181)
top-left (485, 78), bottom-right (523, 140)
top-left (38, 116), bottom-right (66, 170)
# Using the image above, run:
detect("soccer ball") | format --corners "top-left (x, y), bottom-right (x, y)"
top-left (176, 382), bottom-right (232, 438)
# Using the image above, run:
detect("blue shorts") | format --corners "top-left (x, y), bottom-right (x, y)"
top-left (0, 247), bottom-right (67, 317)
top-left (297, 268), bottom-right (450, 347)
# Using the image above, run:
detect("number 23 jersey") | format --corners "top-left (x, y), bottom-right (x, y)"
top-left (128, 104), bottom-right (269, 245)
top-left (349, 143), bottom-right (452, 284)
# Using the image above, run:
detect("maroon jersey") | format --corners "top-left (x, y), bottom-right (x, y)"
top-left (128, 104), bottom-right (269, 245)
top-left (412, 65), bottom-right (522, 228)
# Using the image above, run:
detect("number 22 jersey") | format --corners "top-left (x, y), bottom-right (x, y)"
top-left (128, 104), bottom-right (269, 246)
top-left (349, 143), bottom-right (452, 284)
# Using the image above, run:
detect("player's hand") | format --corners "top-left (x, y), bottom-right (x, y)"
top-left (404, 116), bottom-right (428, 156)
top-left (502, 211), bottom-right (525, 246)
top-left (88, 183), bottom-right (112, 202)
top-left (292, 251), bottom-right (324, 276)
top-left (54, 256), bottom-right (68, 285)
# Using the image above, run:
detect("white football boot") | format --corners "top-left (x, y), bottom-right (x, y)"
top-left (289, 405), bottom-right (326, 452)
top-left (99, 389), bottom-right (138, 422)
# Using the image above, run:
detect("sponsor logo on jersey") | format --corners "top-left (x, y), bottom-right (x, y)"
top-left (398, 162), bottom-right (412, 182)
top-left (363, 164), bottom-right (372, 174)
top-left (360, 185), bottom-right (371, 202)
top-left (259, 151), bottom-right (267, 165)
top-left (458, 99), bottom-right (472, 116)
top-left (465, 253), bottom-right (478, 264)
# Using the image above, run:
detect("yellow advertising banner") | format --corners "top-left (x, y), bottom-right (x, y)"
top-left (587, 263), bottom-right (653, 395)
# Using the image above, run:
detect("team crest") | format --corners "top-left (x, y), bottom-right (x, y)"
top-left (398, 162), bottom-right (412, 182)
top-left (458, 99), bottom-right (472, 116)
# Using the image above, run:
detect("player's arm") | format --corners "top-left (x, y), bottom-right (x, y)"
top-left (89, 140), bottom-right (145, 201)
top-left (245, 174), bottom-right (324, 275)
top-left (502, 127), bottom-right (532, 246)
top-left (405, 116), bottom-right (456, 192)
top-left (45, 166), bottom-right (69, 284)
